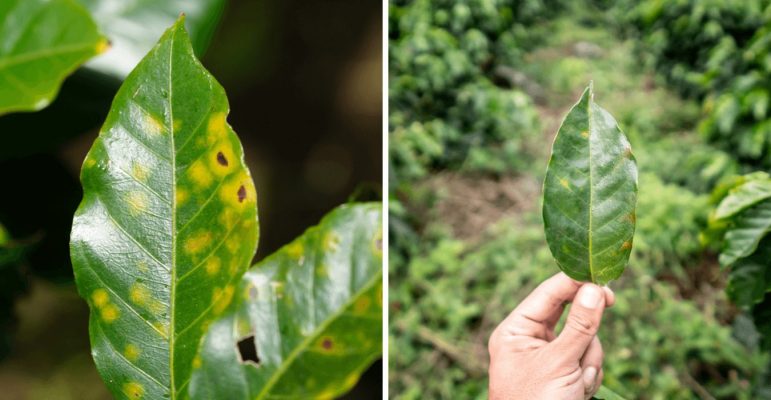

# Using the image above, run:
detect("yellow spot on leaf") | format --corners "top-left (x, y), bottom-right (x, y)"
top-left (620, 241), bottom-right (632, 250)
top-left (122, 381), bottom-right (144, 398)
top-left (144, 114), bottom-right (164, 136)
top-left (153, 322), bottom-right (169, 338)
top-left (323, 231), bottom-right (341, 252)
top-left (354, 296), bottom-right (370, 313)
top-left (229, 259), bottom-right (240, 276)
top-left (205, 257), bottom-right (221, 276)
top-left (124, 344), bottom-right (141, 362)
top-left (131, 163), bottom-right (149, 182)
top-left (219, 172), bottom-right (256, 208)
top-left (188, 160), bottom-right (213, 188)
top-left (559, 178), bottom-right (570, 189)
top-left (193, 355), bottom-right (202, 369)
top-left (185, 231), bottom-right (212, 254)
top-left (173, 119), bottom-right (182, 132)
top-left (176, 188), bottom-right (188, 206)
top-left (213, 285), bottom-right (235, 314)
top-left (101, 304), bottom-right (119, 323)
top-left (92, 289), bottom-right (109, 308)
top-left (581, 130), bottom-right (589, 138)
top-left (207, 112), bottom-right (228, 144)
top-left (219, 208), bottom-right (236, 228)
top-left (209, 142), bottom-right (236, 177)
top-left (129, 283), bottom-right (150, 306)
top-left (627, 213), bottom-right (636, 224)
top-left (95, 38), bottom-right (110, 54)
top-left (126, 192), bottom-right (148, 216)
top-left (286, 242), bottom-right (304, 261)
top-left (317, 336), bottom-right (336, 353)
top-left (226, 235), bottom-right (240, 254)
top-left (85, 158), bottom-right (96, 168)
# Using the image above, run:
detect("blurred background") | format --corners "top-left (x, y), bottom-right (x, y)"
top-left (0, 0), bottom-right (381, 398)
top-left (389, 0), bottom-right (771, 399)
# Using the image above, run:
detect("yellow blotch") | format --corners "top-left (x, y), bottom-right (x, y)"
top-left (124, 344), bottom-right (141, 362)
top-left (192, 355), bottom-right (202, 369)
top-left (559, 178), bottom-right (570, 189)
top-left (344, 372), bottom-right (360, 389)
top-left (620, 241), bottom-right (632, 250)
top-left (188, 160), bottom-right (213, 188)
top-left (84, 158), bottom-right (96, 168)
top-left (91, 289), bottom-right (109, 308)
top-left (213, 285), bottom-right (235, 314)
top-left (322, 231), bottom-right (341, 252)
top-left (219, 172), bottom-right (256, 208)
top-left (581, 130), bottom-right (589, 138)
top-left (208, 142), bottom-right (236, 177)
top-left (122, 381), bottom-right (145, 399)
top-left (229, 259), bottom-right (240, 276)
top-left (176, 188), bottom-right (188, 206)
top-left (126, 191), bottom-right (148, 216)
top-left (101, 304), bottom-right (119, 323)
top-left (354, 296), bottom-right (370, 313)
top-left (185, 231), bottom-right (212, 254)
top-left (286, 242), bottom-right (304, 261)
top-left (144, 114), bottom-right (164, 136)
top-left (205, 257), bottom-right (221, 276)
top-left (207, 112), bottom-right (228, 144)
top-left (95, 38), bottom-right (110, 54)
top-left (129, 283), bottom-right (150, 306)
top-left (219, 208), bottom-right (236, 228)
top-left (137, 260), bottom-right (148, 273)
top-left (226, 235), bottom-right (240, 254)
top-left (153, 322), bottom-right (169, 338)
top-left (131, 163), bottom-right (149, 182)
top-left (173, 119), bottom-right (182, 132)
top-left (317, 336), bottom-right (336, 353)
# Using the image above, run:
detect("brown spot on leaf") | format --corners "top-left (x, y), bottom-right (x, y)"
top-left (216, 151), bottom-right (229, 166)
top-left (321, 337), bottom-right (333, 350)
top-left (237, 185), bottom-right (246, 202)
top-left (620, 241), bottom-right (632, 250)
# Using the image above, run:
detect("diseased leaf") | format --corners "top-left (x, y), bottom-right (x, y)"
top-left (190, 203), bottom-right (382, 400)
top-left (70, 17), bottom-right (258, 399)
top-left (0, 0), bottom-right (107, 115)
top-left (725, 237), bottom-right (771, 309)
top-left (714, 178), bottom-right (771, 220)
top-left (543, 84), bottom-right (638, 284)
top-left (76, 0), bottom-right (226, 79)
top-left (719, 199), bottom-right (771, 266)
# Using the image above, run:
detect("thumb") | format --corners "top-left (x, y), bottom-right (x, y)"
top-left (550, 284), bottom-right (606, 361)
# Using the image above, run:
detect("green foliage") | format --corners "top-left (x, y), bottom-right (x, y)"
top-left (0, 0), bottom-right (106, 115)
top-left (389, 0), bottom-right (548, 185)
top-left (543, 85), bottom-right (637, 284)
top-left (191, 204), bottom-right (382, 399)
top-left (76, 0), bottom-right (226, 79)
top-left (70, 18), bottom-right (259, 399)
top-left (710, 172), bottom-right (771, 350)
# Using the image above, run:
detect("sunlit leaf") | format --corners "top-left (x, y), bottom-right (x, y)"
top-left (543, 84), bottom-right (638, 284)
top-left (593, 385), bottom-right (627, 400)
top-left (76, 0), bottom-right (226, 79)
top-left (70, 17), bottom-right (258, 399)
top-left (714, 177), bottom-right (771, 220)
top-left (0, 0), bottom-right (107, 115)
top-left (190, 203), bottom-right (382, 400)
top-left (719, 199), bottom-right (771, 266)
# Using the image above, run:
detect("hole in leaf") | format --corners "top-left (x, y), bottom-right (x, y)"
top-left (237, 335), bottom-right (260, 367)
top-left (216, 151), bottom-right (228, 166)
top-left (237, 185), bottom-right (246, 202)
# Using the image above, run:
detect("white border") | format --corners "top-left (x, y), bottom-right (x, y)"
top-left (381, 0), bottom-right (389, 397)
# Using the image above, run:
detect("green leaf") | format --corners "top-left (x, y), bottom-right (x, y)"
top-left (542, 84), bottom-right (638, 284)
top-left (725, 237), bottom-right (771, 309)
top-left (70, 17), bottom-right (258, 399)
top-left (720, 199), bottom-right (771, 266)
top-left (76, 0), bottom-right (226, 79)
top-left (714, 178), bottom-right (771, 220)
top-left (593, 385), bottom-right (627, 400)
top-left (0, 0), bottom-right (107, 115)
top-left (189, 203), bottom-right (382, 400)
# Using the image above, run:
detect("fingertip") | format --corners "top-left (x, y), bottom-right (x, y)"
top-left (602, 286), bottom-right (615, 307)
top-left (577, 284), bottom-right (604, 309)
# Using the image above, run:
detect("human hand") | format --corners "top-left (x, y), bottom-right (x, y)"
top-left (488, 272), bottom-right (615, 400)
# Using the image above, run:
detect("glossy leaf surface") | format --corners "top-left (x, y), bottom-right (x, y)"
top-left (70, 17), bottom-right (258, 399)
top-left (714, 175), bottom-right (771, 220)
top-left (543, 85), bottom-right (638, 284)
top-left (719, 199), bottom-right (771, 266)
top-left (725, 237), bottom-right (771, 309)
top-left (0, 0), bottom-right (106, 115)
top-left (76, 0), bottom-right (225, 79)
top-left (190, 203), bottom-right (382, 400)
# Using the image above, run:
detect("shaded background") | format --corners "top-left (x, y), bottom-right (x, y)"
top-left (0, 0), bottom-right (382, 398)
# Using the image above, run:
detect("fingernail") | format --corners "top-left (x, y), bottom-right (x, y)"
top-left (582, 367), bottom-right (597, 390)
top-left (579, 285), bottom-right (602, 308)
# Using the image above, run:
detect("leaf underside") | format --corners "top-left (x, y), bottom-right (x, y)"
top-left (0, 0), bottom-right (106, 115)
top-left (70, 17), bottom-right (258, 400)
top-left (76, 0), bottom-right (226, 79)
top-left (190, 203), bottom-right (383, 400)
top-left (543, 85), bottom-right (638, 285)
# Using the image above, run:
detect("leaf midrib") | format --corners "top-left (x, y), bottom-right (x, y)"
top-left (587, 97), bottom-right (595, 283)
top-left (168, 25), bottom-right (179, 400)
top-left (254, 272), bottom-right (382, 399)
